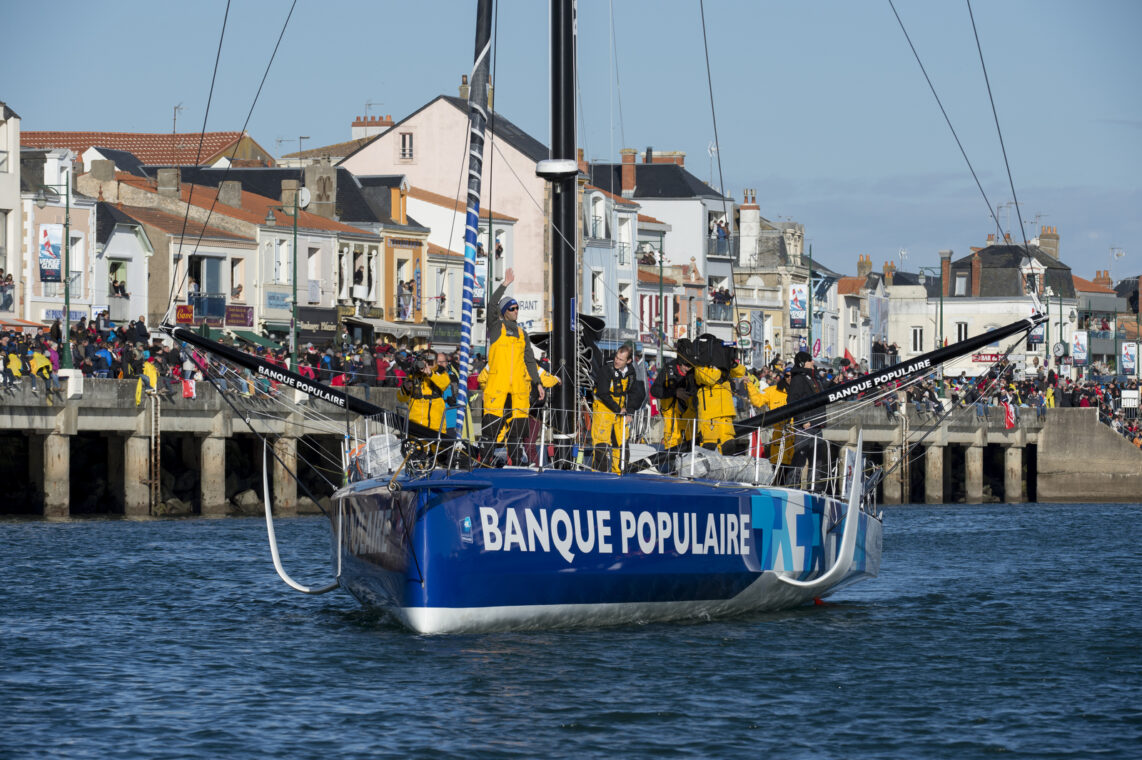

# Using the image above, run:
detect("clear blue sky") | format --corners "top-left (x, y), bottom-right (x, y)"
top-left (7, 0), bottom-right (1140, 283)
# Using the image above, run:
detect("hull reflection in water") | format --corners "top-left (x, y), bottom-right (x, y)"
top-left (331, 469), bottom-right (883, 634)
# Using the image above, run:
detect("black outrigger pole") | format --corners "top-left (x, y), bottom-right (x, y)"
top-left (730, 312), bottom-right (1048, 439)
top-left (542, 0), bottom-right (579, 467)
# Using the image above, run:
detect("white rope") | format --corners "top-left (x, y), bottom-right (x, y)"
top-left (261, 439), bottom-right (338, 594)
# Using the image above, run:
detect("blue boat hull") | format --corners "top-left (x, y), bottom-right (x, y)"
top-left (330, 469), bottom-right (882, 633)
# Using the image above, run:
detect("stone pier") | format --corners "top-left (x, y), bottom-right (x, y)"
top-left (200, 436), bottom-right (227, 516)
top-left (272, 437), bottom-right (298, 516)
top-left (43, 434), bottom-right (70, 519)
top-left (1004, 445), bottom-right (1025, 503)
top-left (124, 435), bottom-right (150, 517)
top-left (965, 445), bottom-right (984, 504)
top-left (925, 445), bottom-right (944, 504)
top-left (882, 446), bottom-right (902, 505)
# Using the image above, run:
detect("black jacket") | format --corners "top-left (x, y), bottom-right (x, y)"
top-left (786, 365), bottom-right (823, 430)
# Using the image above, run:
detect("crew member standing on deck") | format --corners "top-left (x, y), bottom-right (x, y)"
top-left (482, 268), bottom-right (558, 465)
top-left (591, 343), bottom-right (644, 473)
top-left (398, 351), bottom-right (453, 434)
top-left (785, 350), bottom-right (825, 486)
top-left (650, 341), bottom-right (697, 452)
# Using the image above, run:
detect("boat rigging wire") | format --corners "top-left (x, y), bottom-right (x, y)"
top-left (163, 0), bottom-right (298, 325)
top-left (169, 0), bottom-right (231, 310)
top-left (887, 0), bottom-right (1003, 240)
top-left (966, 0), bottom-right (1031, 251)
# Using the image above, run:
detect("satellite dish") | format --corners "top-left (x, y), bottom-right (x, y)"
top-left (296, 187), bottom-right (311, 209)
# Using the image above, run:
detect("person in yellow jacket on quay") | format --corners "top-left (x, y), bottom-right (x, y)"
top-left (398, 351), bottom-right (453, 434)
top-left (481, 268), bottom-right (558, 465)
top-left (755, 369), bottom-right (793, 467)
top-left (591, 343), bottom-right (645, 473)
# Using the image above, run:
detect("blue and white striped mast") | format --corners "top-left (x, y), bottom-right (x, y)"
top-left (456, 0), bottom-right (494, 429)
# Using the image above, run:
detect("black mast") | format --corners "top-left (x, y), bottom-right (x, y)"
top-left (548, 0), bottom-right (577, 464)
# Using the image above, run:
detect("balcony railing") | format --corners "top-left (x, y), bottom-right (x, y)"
top-left (591, 215), bottom-right (606, 239)
top-left (108, 295), bottom-right (130, 322)
top-left (706, 235), bottom-right (738, 259)
top-left (189, 292), bottom-right (225, 320)
top-left (617, 242), bottom-right (630, 266)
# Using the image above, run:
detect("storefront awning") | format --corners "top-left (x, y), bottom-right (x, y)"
top-left (0, 317), bottom-right (46, 333)
top-left (346, 316), bottom-right (433, 340)
top-left (231, 329), bottom-right (281, 351)
top-left (263, 322), bottom-right (291, 333)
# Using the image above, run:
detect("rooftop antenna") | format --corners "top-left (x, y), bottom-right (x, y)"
top-left (706, 141), bottom-right (717, 185)
top-left (172, 103), bottom-right (184, 134)
top-left (898, 248), bottom-right (909, 268)
top-left (1111, 246), bottom-right (1126, 282)
top-left (365, 100), bottom-right (383, 120)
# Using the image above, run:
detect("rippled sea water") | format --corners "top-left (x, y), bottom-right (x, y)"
top-left (3, 503), bottom-right (1140, 759)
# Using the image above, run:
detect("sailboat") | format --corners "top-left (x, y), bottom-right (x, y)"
top-left (168, 0), bottom-right (1043, 634)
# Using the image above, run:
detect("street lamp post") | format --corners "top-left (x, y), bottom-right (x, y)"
top-left (35, 182), bottom-right (72, 369)
top-left (916, 266), bottom-right (944, 349)
top-left (658, 249), bottom-right (664, 359)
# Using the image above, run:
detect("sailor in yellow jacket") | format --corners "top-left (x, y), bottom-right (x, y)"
top-left (650, 353), bottom-right (696, 450)
top-left (755, 370), bottom-right (793, 466)
top-left (398, 352), bottom-right (453, 434)
top-left (481, 268), bottom-right (557, 464)
top-left (591, 343), bottom-right (645, 473)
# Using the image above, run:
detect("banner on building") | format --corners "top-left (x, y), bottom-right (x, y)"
top-left (38, 225), bottom-right (63, 283)
top-left (1071, 330), bottom-right (1088, 367)
top-left (473, 255), bottom-right (488, 309)
top-left (1122, 342), bottom-right (1138, 376)
top-left (789, 284), bottom-right (807, 329)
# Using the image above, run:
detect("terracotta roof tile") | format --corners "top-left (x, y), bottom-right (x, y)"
top-left (585, 184), bottom-right (640, 208)
top-left (837, 276), bottom-right (864, 296)
top-left (282, 137), bottom-right (371, 158)
top-left (427, 242), bottom-right (463, 258)
top-left (407, 186), bottom-right (517, 221)
top-left (637, 267), bottom-right (679, 286)
top-left (1071, 274), bottom-right (1116, 294)
top-left (179, 183), bottom-right (379, 237)
top-left (114, 204), bottom-right (253, 242)
top-left (21, 131), bottom-right (247, 166)
top-left (637, 213), bottom-right (665, 225)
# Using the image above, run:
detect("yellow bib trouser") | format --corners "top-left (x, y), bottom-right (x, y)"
top-left (590, 401), bottom-right (629, 473)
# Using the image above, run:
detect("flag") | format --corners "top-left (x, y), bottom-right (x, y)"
top-left (843, 348), bottom-right (857, 365)
top-left (1002, 402), bottom-right (1016, 429)
top-left (182, 378), bottom-right (196, 399)
top-left (749, 429), bottom-right (766, 458)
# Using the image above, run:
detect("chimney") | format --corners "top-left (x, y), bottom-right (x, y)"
top-left (91, 159), bottom-right (114, 182)
top-left (644, 146), bottom-right (653, 164)
top-left (856, 254), bottom-right (872, 278)
top-left (971, 253), bottom-right (982, 297)
top-left (620, 148), bottom-right (637, 198)
top-left (351, 114), bottom-right (394, 140)
top-left (883, 260), bottom-right (895, 287)
top-left (458, 74), bottom-right (469, 101)
top-left (939, 249), bottom-right (953, 298)
top-left (1038, 225), bottom-right (1059, 260)
top-left (219, 180), bottom-right (243, 208)
top-left (281, 178), bottom-right (299, 211)
top-left (304, 164), bottom-right (337, 220)
top-left (1093, 269), bottom-right (1112, 289)
top-left (577, 147), bottom-right (587, 175)
top-left (157, 168), bottom-right (181, 198)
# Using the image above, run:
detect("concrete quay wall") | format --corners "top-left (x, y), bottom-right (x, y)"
top-left (1036, 408), bottom-right (1142, 503)
top-left (2, 382), bottom-right (1138, 515)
